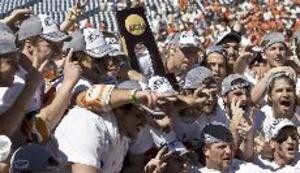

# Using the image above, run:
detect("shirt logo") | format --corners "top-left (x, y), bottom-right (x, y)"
top-left (88, 32), bottom-right (100, 43)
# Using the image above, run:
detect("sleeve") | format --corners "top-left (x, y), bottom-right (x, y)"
top-left (54, 108), bottom-right (107, 170)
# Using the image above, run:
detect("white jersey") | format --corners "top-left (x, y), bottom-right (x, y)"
top-left (54, 106), bottom-right (129, 173)
top-left (255, 154), bottom-right (300, 172)
top-left (197, 159), bottom-right (268, 173)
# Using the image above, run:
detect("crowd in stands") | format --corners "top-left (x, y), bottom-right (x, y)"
top-left (2, 0), bottom-right (300, 173)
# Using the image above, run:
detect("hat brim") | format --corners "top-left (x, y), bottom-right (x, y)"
top-left (0, 48), bottom-right (19, 55)
top-left (42, 31), bottom-right (71, 42)
top-left (85, 45), bottom-right (125, 59)
top-left (216, 32), bottom-right (241, 45)
top-left (179, 44), bottom-right (200, 49)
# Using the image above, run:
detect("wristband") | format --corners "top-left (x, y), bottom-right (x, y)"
top-left (130, 89), bottom-right (139, 106)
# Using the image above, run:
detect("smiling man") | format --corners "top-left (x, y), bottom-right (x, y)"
top-left (261, 32), bottom-right (287, 69)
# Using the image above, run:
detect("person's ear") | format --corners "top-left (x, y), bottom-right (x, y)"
top-left (203, 145), bottom-right (210, 158)
top-left (25, 40), bottom-right (34, 55)
top-left (267, 95), bottom-right (272, 105)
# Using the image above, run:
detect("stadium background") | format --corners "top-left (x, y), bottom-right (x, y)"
top-left (0, 0), bottom-right (237, 32)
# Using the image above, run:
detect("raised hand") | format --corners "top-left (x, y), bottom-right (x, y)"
top-left (144, 146), bottom-right (171, 173)
top-left (135, 91), bottom-right (177, 109)
top-left (230, 98), bottom-right (254, 138)
top-left (1, 8), bottom-right (32, 25)
top-left (62, 49), bottom-right (82, 87)
top-left (76, 0), bottom-right (88, 9)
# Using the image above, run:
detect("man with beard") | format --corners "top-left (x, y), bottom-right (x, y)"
top-left (221, 74), bottom-right (265, 161)
top-left (197, 123), bottom-right (267, 173)
top-left (256, 119), bottom-right (300, 172)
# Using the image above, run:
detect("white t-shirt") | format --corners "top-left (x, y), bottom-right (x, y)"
top-left (0, 66), bottom-right (43, 114)
top-left (255, 154), bottom-right (300, 173)
top-left (54, 106), bottom-right (129, 173)
top-left (0, 68), bottom-right (26, 114)
top-left (197, 159), bottom-right (268, 173)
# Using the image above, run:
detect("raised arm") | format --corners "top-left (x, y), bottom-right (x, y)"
top-left (60, 0), bottom-right (87, 32)
top-left (0, 8), bottom-right (32, 27)
top-left (37, 49), bottom-right (81, 131)
top-left (251, 66), bottom-right (296, 105)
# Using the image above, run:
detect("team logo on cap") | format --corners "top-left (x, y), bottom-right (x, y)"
top-left (14, 159), bottom-right (29, 169)
top-left (44, 17), bottom-right (55, 27)
top-left (125, 14), bottom-right (146, 36)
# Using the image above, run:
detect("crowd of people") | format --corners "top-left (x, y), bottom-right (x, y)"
top-left (2, 0), bottom-right (300, 173)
